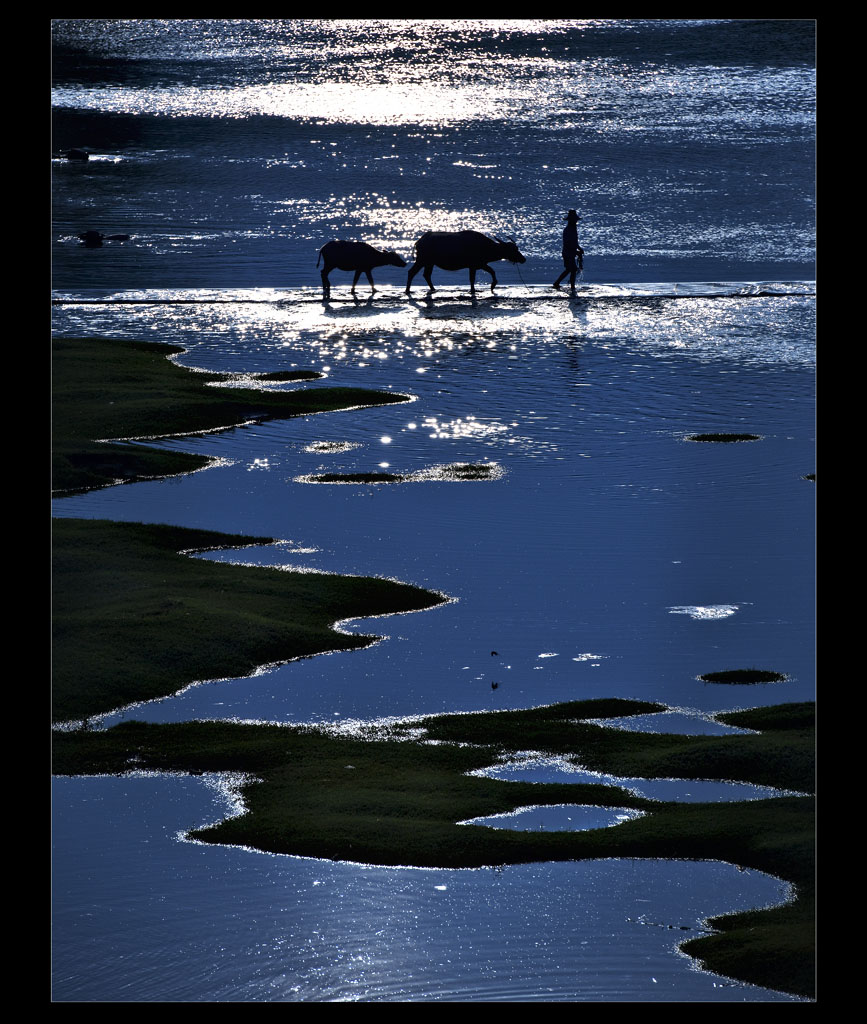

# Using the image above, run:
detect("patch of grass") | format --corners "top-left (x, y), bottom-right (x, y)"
top-left (52, 518), bottom-right (446, 723)
top-left (304, 441), bottom-right (361, 454)
top-left (685, 433), bottom-right (761, 443)
top-left (415, 462), bottom-right (502, 482)
top-left (699, 668), bottom-right (787, 684)
top-left (53, 698), bottom-right (815, 998)
top-left (303, 472), bottom-right (405, 484)
top-left (716, 701), bottom-right (814, 733)
top-left (248, 370), bottom-right (322, 381)
top-left (298, 463), bottom-right (502, 485)
top-left (413, 699), bottom-right (813, 794)
top-left (50, 335), bottom-right (814, 998)
top-left (52, 338), bottom-right (411, 493)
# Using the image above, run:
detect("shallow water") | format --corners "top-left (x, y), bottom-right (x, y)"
top-left (470, 754), bottom-right (804, 802)
top-left (51, 20), bottom-right (815, 289)
top-left (52, 773), bottom-right (800, 1002)
top-left (460, 804), bottom-right (647, 831)
top-left (51, 285), bottom-right (814, 1002)
top-left (53, 285), bottom-right (815, 729)
top-left (52, 19), bottom-right (815, 1002)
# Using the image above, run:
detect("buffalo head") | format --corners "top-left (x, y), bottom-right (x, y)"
top-left (383, 251), bottom-right (408, 268)
top-left (496, 237), bottom-right (526, 264)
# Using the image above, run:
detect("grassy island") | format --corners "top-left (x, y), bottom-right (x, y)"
top-left (700, 669), bottom-right (787, 684)
top-left (52, 517), bottom-right (446, 723)
top-left (52, 337), bottom-right (411, 494)
top-left (54, 699), bottom-right (815, 998)
top-left (297, 463), bottom-right (502, 485)
top-left (52, 337), bottom-right (447, 722)
top-left (685, 433), bottom-right (761, 443)
top-left (51, 336), bottom-right (815, 999)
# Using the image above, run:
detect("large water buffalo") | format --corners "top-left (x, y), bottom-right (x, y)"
top-left (405, 231), bottom-right (527, 294)
top-left (316, 240), bottom-right (407, 298)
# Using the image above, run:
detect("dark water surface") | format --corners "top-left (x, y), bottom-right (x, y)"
top-left (53, 286), bottom-right (815, 729)
top-left (53, 774), bottom-right (797, 1002)
top-left (52, 20), bottom-right (814, 1002)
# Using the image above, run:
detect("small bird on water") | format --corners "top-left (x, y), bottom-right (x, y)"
top-left (491, 682), bottom-right (499, 690)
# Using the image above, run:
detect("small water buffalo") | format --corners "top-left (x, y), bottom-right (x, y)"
top-left (316, 240), bottom-right (407, 298)
top-left (405, 231), bottom-right (527, 294)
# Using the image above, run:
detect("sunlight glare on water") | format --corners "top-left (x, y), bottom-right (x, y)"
top-left (459, 804), bottom-right (647, 831)
top-left (52, 18), bottom-right (814, 1004)
top-left (52, 285), bottom-right (815, 730)
top-left (52, 773), bottom-right (800, 1002)
top-left (469, 755), bottom-right (804, 801)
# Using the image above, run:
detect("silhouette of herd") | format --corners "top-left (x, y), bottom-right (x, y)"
top-left (317, 230), bottom-right (526, 298)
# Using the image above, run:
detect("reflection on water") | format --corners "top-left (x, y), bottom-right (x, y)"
top-left (470, 754), bottom-right (803, 802)
top-left (459, 804), bottom-right (646, 831)
top-left (53, 287), bottom-right (815, 730)
top-left (51, 285), bottom-right (816, 370)
top-left (52, 290), bottom-right (812, 1000)
top-left (583, 710), bottom-right (750, 736)
top-left (668, 604), bottom-right (740, 620)
top-left (52, 18), bottom-right (814, 1003)
top-left (52, 774), bottom-right (800, 1003)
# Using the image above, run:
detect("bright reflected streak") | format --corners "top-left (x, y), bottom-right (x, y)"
top-left (51, 80), bottom-right (539, 125)
top-left (668, 605), bottom-right (739, 620)
top-left (52, 58), bottom-right (811, 133)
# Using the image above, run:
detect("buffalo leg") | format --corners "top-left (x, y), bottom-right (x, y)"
top-left (481, 264), bottom-right (498, 292)
top-left (405, 261), bottom-right (423, 293)
top-left (321, 268), bottom-right (331, 299)
top-left (351, 270), bottom-right (362, 293)
top-left (365, 270), bottom-right (376, 293)
top-left (422, 265), bottom-right (436, 292)
top-left (469, 268), bottom-right (477, 293)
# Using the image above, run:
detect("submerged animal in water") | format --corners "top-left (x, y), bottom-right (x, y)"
top-left (405, 230), bottom-right (526, 294)
top-left (316, 240), bottom-right (407, 298)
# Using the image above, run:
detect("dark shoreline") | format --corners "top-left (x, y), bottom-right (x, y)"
top-left (51, 336), bottom-right (815, 999)
top-left (54, 701), bottom-right (815, 998)
top-left (52, 337), bottom-right (413, 494)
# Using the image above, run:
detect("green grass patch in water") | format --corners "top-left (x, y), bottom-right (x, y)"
top-left (50, 336), bottom-right (813, 998)
top-left (700, 668), bottom-right (787, 684)
top-left (52, 518), bottom-right (446, 723)
top-left (298, 463), bottom-right (502, 485)
top-left (248, 370), bottom-right (322, 381)
top-left (53, 699), bottom-right (815, 998)
top-left (685, 433), bottom-right (761, 443)
top-left (419, 463), bottom-right (501, 481)
top-left (303, 471), bottom-right (405, 484)
top-left (52, 337), bottom-right (411, 494)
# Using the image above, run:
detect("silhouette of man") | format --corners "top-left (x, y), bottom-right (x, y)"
top-left (552, 210), bottom-right (584, 290)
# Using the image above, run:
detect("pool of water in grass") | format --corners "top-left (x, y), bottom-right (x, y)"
top-left (469, 754), bottom-right (806, 801)
top-left (53, 285), bottom-right (815, 731)
top-left (459, 804), bottom-right (646, 831)
top-left (51, 287), bottom-right (813, 1002)
top-left (52, 18), bottom-right (814, 1001)
top-left (52, 772), bottom-right (801, 1002)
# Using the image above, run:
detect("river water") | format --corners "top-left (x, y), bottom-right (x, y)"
top-left (51, 20), bottom-right (814, 1001)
